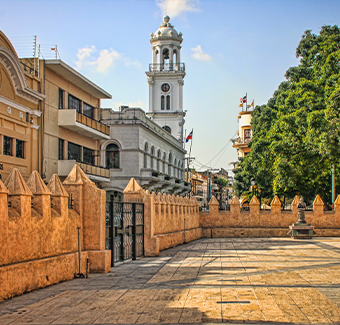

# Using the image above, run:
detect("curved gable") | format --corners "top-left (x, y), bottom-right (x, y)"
top-left (0, 32), bottom-right (44, 104)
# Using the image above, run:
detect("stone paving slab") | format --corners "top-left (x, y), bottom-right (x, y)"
top-left (1, 238), bottom-right (340, 324)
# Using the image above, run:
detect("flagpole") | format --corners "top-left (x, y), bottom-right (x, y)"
top-left (246, 93), bottom-right (247, 111)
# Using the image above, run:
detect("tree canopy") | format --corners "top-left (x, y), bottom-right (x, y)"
top-left (234, 25), bottom-right (340, 203)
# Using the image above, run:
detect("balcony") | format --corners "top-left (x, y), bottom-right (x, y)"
top-left (149, 63), bottom-right (185, 72)
top-left (232, 137), bottom-right (252, 148)
top-left (58, 109), bottom-right (110, 140)
top-left (58, 160), bottom-right (110, 183)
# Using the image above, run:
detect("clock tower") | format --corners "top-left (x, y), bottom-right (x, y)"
top-left (146, 16), bottom-right (186, 145)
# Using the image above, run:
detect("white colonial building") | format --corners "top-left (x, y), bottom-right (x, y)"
top-left (145, 15), bottom-right (186, 144)
top-left (100, 107), bottom-right (190, 199)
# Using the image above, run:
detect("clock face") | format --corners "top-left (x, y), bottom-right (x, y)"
top-left (161, 83), bottom-right (170, 93)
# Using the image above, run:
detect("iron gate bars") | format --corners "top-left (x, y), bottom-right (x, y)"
top-left (105, 200), bottom-right (144, 266)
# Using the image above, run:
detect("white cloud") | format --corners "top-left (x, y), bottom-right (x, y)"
top-left (75, 46), bottom-right (96, 69)
top-left (156, 0), bottom-right (200, 18)
top-left (95, 49), bottom-right (121, 72)
top-left (191, 45), bottom-right (212, 61)
top-left (75, 46), bottom-right (140, 73)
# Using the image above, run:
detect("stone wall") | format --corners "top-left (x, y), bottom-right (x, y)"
top-left (0, 165), bottom-right (111, 302)
top-left (200, 195), bottom-right (340, 238)
top-left (123, 179), bottom-right (201, 256)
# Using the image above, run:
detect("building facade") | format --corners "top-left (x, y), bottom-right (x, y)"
top-left (145, 16), bottom-right (186, 144)
top-left (100, 107), bottom-right (190, 199)
top-left (40, 59), bottom-right (112, 184)
top-left (0, 31), bottom-right (44, 181)
top-left (232, 110), bottom-right (252, 157)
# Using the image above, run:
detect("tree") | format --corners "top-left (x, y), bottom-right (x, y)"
top-left (234, 25), bottom-right (340, 203)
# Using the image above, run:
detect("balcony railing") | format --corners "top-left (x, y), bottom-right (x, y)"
top-left (76, 111), bottom-right (110, 136)
top-left (149, 63), bottom-right (185, 72)
top-left (76, 162), bottom-right (110, 178)
top-left (232, 137), bottom-right (252, 145)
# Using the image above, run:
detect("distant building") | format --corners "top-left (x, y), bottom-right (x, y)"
top-left (232, 110), bottom-right (252, 157)
top-left (100, 107), bottom-right (190, 199)
top-left (0, 31), bottom-right (44, 181)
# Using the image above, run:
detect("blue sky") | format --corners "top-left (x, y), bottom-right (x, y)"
top-left (1, 0), bottom-right (339, 174)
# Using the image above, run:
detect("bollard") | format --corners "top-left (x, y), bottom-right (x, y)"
top-left (86, 257), bottom-right (90, 278)
top-left (75, 227), bottom-right (85, 278)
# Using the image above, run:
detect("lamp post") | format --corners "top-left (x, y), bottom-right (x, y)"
top-left (251, 178), bottom-right (255, 196)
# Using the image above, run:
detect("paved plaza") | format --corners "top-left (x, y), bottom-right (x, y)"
top-left (1, 238), bottom-right (340, 324)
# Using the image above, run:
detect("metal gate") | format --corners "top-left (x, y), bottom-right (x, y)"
top-left (105, 201), bottom-right (144, 266)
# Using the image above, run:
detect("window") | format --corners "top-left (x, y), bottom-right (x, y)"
top-left (83, 102), bottom-right (94, 119)
top-left (83, 147), bottom-right (95, 165)
top-left (3, 136), bottom-right (12, 156)
top-left (59, 88), bottom-right (64, 109)
top-left (144, 143), bottom-right (148, 168)
top-left (150, 146), bottom-right (154, 169)
top-left (162, 125), bottom-right (171, 134)
top-left (244, 129), bottom-right (251, 142)
top-left (69, 94), bottom-right (81, 112)
top-left (16, 139), bottom-right (25, 159)
top-left (166, 95), bottom-right (170, 110)
top-left (58, 139), bottom-right (64, 160)
top-left (161, 95), bottom-right (165, 110)
top-left (106, 143), bottom-right (119, 169)
top-left (68, 142), bottom-right (81, 162)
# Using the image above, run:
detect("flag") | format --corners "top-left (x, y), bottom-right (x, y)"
top-left (186, 130), bottom-right (193, 143)
top-left (250, 101), bottom-right (254, 107)
top-left (238, 103), bottom-right (243, 107)
top-left (51, 47), bottom-right (56, 51)
top-left (239, 98), bottom-right (243, 103)
top-left (242, 95), bottom-right (247, 103)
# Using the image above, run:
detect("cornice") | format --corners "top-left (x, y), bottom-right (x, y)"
top-left (0, 95), bottom-right (42, 117)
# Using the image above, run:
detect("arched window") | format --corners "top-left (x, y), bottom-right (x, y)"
top-left (144, 143), bottom-right (148, 168)
top-left (168, 153), bottom-right (172, 175)
top-left (166, 95), bottom-right (170, 110)
top-left (163, 152), bottom-right (166, 173)
top-left (161, 96), bottom-right (165, 110)
top-left (157, 150), bottom-right (161, 171)
top-left (162, 125), bottom-right (171, 134)
top-left (178, 160), bottom-right (181, 178)
top-left (106, 143), bottom-right (119, 169)
top-left (150, 146), bottom-right (155, 169)
top-left (174, 158), bottom-right (177, 177)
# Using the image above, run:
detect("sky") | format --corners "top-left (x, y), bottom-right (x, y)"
top-left (1, 0), bottom-right (340, 175)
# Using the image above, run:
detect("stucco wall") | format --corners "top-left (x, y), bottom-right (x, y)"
top-left (200, 195), bottom-right (340, 238)
top-left (0, 165), bottom-right (110, 302)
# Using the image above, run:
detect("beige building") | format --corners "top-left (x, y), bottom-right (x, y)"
top-left (40, 60), bottom-right (112, 184)
top-left (0, 31), bottom-right (44, 181)
top-left (232, 110), bottom-right (252, 157)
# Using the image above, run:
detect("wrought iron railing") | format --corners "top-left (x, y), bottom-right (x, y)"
top-left (149, 63), bottom-right (185, 72)
top-left (76, 111), bottom-right (110, 135)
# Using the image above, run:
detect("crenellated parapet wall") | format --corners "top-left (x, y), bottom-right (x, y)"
top-left (200, 195), bottom-right (340, 238)
top-left (123, 178), bottom-right (201, 256)
top-left (0, 166), bottom-right (110, 302)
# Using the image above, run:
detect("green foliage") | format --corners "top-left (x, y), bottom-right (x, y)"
top-left (234, 25), bottom-right (340, 203)
top-left (214, 177), bottom-right (229, 189)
